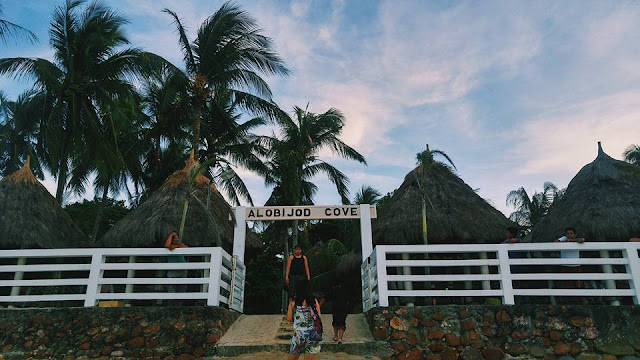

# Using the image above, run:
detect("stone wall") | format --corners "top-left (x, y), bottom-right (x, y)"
top-left (0, 306), bottom-right (239, 359)
top-left (366, 305), bottom-right (640, 360)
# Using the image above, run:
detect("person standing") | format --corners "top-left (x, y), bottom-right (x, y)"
top-left (328, 280), bottom-right (348, 344)
top-left (287, 280), bottom-right (321, 359)
top-left (164, 231), bottom-right (188, 296)
top-left (555, 227), bottom-right (585, 289)
top-left (286, 245), bottom-right (310, 299)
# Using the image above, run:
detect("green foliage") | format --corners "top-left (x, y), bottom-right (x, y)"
top-left (624, 144), bottom-right (640, 167)
top-left (64, 199), bottom-right (129, 242)
top-left (506, 182), bottom-right (564, 231)
top-left (243, 253), bottom-right (283, 314)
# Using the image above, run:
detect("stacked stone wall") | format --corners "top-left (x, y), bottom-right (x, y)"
top-left (366, 305), bottom-right (640, 360)
top-left (0, 306), bottom-right (238, 359)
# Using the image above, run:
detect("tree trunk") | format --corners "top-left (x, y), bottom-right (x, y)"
top-left (281, 230), bottom-right (289, 314)
top-left (421, 199), bottom-right (428, 245)
top-left (191, 107), bottom-right (201, 155)
top-left (91, 184), bottom-right (110, 243)
top-left (55, 161), bottom-right (68, 204)
top-left (178, 199), bottom-right (189, 245)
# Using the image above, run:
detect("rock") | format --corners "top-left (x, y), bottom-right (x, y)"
top-left (446, 333), bottom-right (460, 346)
top-left (398, 349), bottom-right (423, 360)
top-left (549, 317), bottom-right (569, 331)
top-left (576, 353), bottom-right (599, 360)
top-left (558, 356), bottom-right (575, 360)
top-left (505, 343), bottom-right (527, 356)
top-left (442, 347), bottom-right (459, 360)
top-left (462, 320), bottom-right (475, 331)
top-left (143, 323), bottom-right (161, 334)
top-left (434, 312), bottom-right (445, 321)
top-left (206, 333), bottom-right (220, 344)
top-left (602, 355), bottom-right (617, 360)
top-left (391, 341), bottom-right (406, 354)
top-left (396, 308), bottom-right (409, 315)
top-left (391, 331), bottom-right (405, 340)
top-left (423, 319), bottom-right (437, 327)
top-left (390, 317), bottom-right (410, 331)
top-left (429, 329), bottom-right (445, 340)
top-left (512, 330), bottom-right (528, 340)
top-left (554, 342), bottom-right (570, 355)
top-left (482, 327), bottom-right (497, 337)
top-left (174, 320), bottom-right (186, 331)
top-left (496, 311), bottom-right (511, 323)
top-left (373, 327), bottom-right (389, 340)
top-left (193, 348), bottom-right (205, 358)
top-left (569, 342), bottom-right (582, 356)
top-left (584, 327), bottom-right (599, 340)
top-left (570, 317), bottom-right (584, 327)
top-left (79, 342), bottom-right (90, 350)
top-left (461, 346), bottom-right (483, 360)
top-left (110, 350), bottom-right (124, 357)
top-left (620, 357), bottom-right (640, 360)
top-left (595, 331), bottom-right (635, 356)
top-left (429, 341), bottom-right (445, 352)
top-left (177, 355), bottom-right (195, 360)
top-left (529, 345), bottom-right (547, 358)
top-left (407, 332), bottom-right (419, 345)
top-left (127, 336), bottom-right (145, 349)
top-left (550, 331), bottom-right (564, 341)
top-left (427, 355), bottom-right (443, 360)
top-left (483, 347), bottom-right (505, 360)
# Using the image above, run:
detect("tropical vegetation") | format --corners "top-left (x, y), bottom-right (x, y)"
top-left (506, 181), bottom-right (564, 231)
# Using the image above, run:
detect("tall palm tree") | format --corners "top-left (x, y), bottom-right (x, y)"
top-left (0, 90), bottom-right (45, 178)
top-left (163, 2), bottom-right (289, 154)
top-left (413, 144), bottom-right (457, 245)
top-left (506, 181), bottom-right (561, 230)
top-left (353, 185), bottom-right (382, 205)
top-left (264, 106), bottom-right (367, 246)
top-left (624, 144), bottom-right (640, 167)
top-left (0, 1), bottom-right (37, 44)
top-left (0, 0), bottom-right (151, 203)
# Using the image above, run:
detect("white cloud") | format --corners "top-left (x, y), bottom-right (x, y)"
top-left (512, 91), bottom-right (640, 176)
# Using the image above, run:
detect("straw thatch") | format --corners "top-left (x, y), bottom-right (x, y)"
top-left (0, 158), bottom-right (86, 248)
top-left (373, 163), bottom-right (514, 244)
top-left (531, 142), bottom-right (640, 242)
top-left (99, 153), bottom-right (260, 250)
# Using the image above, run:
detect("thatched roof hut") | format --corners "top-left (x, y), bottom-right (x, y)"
top-left (0, 158), bottom-right (86, 248)
top-left (531, 142), bottom-right (640, 242)
top-left (373, 162), bottom-right (514, 244)
top-left (100, 153), bottom-right (260, 250)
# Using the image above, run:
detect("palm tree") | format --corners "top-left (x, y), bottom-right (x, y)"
top-left (162, 2), bottom-right (289, 154)
top-left (353, 185), bottom-right (382, 206)
top-left (0, 0), bottom-right (152, 203)
top-left (506, 181), bottom-right (561, 230)
top-left (264, 106), bottom-right (367, 246)
top-left (413, 144), bottom-right (457, 245)
top-left (624, 144), bottom-right (640, 167)
top-left (0, 1), bottom-right (37, 44)
top-left (0, 90), bottom-right (45, 178)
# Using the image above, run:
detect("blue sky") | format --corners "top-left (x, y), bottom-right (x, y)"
top-left (2, 0), bottom-right (640, 216)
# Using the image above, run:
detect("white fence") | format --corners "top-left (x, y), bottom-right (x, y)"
top-left (0, 247), bottom-right (245, 312)
top-left (362, 242), bottom-right (640, 311)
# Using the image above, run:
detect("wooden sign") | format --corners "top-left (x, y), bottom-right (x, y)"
top-left (244, 205), bottom-right (377, 221)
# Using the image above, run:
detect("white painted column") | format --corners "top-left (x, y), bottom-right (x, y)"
top-left (376, 246), bottom-right (389, 307)
top-left (360, 204), bottom-right (373, 262)
top-left (10, 257), bottom-right (26, 297)
top-left (601, 249), bottom-right (620, 306)
top-left (401, 253), bottom-right (414, 306)
top-left (84, 252), bottom-right (104, 307)
top-left (498, 247), bottom-right (515, 305)
top-left (624, 246), bottom-right (640, 305)
top-left (233, 207), bottom-right (247, 263)
top-left (207, 248), bottom-right (222, 306)
top-left (479, 252), bottom-right (491, 291)
top-left (125, 256), bottom-right (136, 294)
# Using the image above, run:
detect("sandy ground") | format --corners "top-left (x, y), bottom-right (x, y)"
top-left (213, 351), bottom-right (382, 359)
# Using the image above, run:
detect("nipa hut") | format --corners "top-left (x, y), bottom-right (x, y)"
top-left (373, 161), bottom-right (514, 245)
top-left (0, 158), bottom-right (86, 248)
top-left (531, 142), bottom-right (640, 242)
top-left (99, 152), bottom-right (261, 251)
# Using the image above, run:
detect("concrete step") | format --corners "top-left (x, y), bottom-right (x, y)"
top-left (215, 314), bottom-right (392, 358)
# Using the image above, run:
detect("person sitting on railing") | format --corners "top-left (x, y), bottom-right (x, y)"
top-left (555, 227), bottom-right (585, 290)
top-left (165, 231), bottom-right (188, 298)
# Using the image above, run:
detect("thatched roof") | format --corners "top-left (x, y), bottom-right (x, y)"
top-left (531, 142), bottom-right (640, 242)
top-left (373, 162), bottom-right (514, 244)
top-left (99, 153), bottom-right (260, 250)
top-left (0, 158), bottom-right (86, 249)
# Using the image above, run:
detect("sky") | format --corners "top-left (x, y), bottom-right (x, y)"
top-left (2, 0), bottom-right (640, 216)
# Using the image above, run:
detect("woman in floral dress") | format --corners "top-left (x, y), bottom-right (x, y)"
top-left (287, 280), bottom-right (321, 359)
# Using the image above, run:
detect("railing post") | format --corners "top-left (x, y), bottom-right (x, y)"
top-left (479, 252), bottom-right (491, 291)
top-left (10, 257), bottom-right (26, 297)
top-left (376, 247), bottom-right (389, 307)
top-left (84, 252), bottom-right (104, 307)
top-left (600, 250), bottom-right (620, 306)
top-left (360, 204), bottom-right (373, 262)
top-left (498, 247), bottom-right (515, 305)
top-left (125, 255), bottom-right (136, 295)
top-left (207, 248), bottom-right (222, 306)
top-left (624, 246), bottom-right (640, 305)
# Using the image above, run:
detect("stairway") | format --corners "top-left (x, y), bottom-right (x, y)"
top-left (214, 313), bottom-right (392, 358)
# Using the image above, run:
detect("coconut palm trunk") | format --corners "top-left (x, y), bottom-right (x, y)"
top-left (91, 184), bottom-right (110, 242)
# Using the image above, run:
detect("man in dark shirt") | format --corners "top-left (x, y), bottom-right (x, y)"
top-left (285, 245), bottom-right (310, 299)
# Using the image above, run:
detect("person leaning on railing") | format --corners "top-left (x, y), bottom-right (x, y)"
top-left (165, 232), bottom-right (188, 299)
top-left (554, 227), bottom-right (585, 290)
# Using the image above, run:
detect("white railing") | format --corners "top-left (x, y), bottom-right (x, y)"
top-left (362, 242), bottom-right (640, 309)
top-left (0, 247), bottom-right (245, 311)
